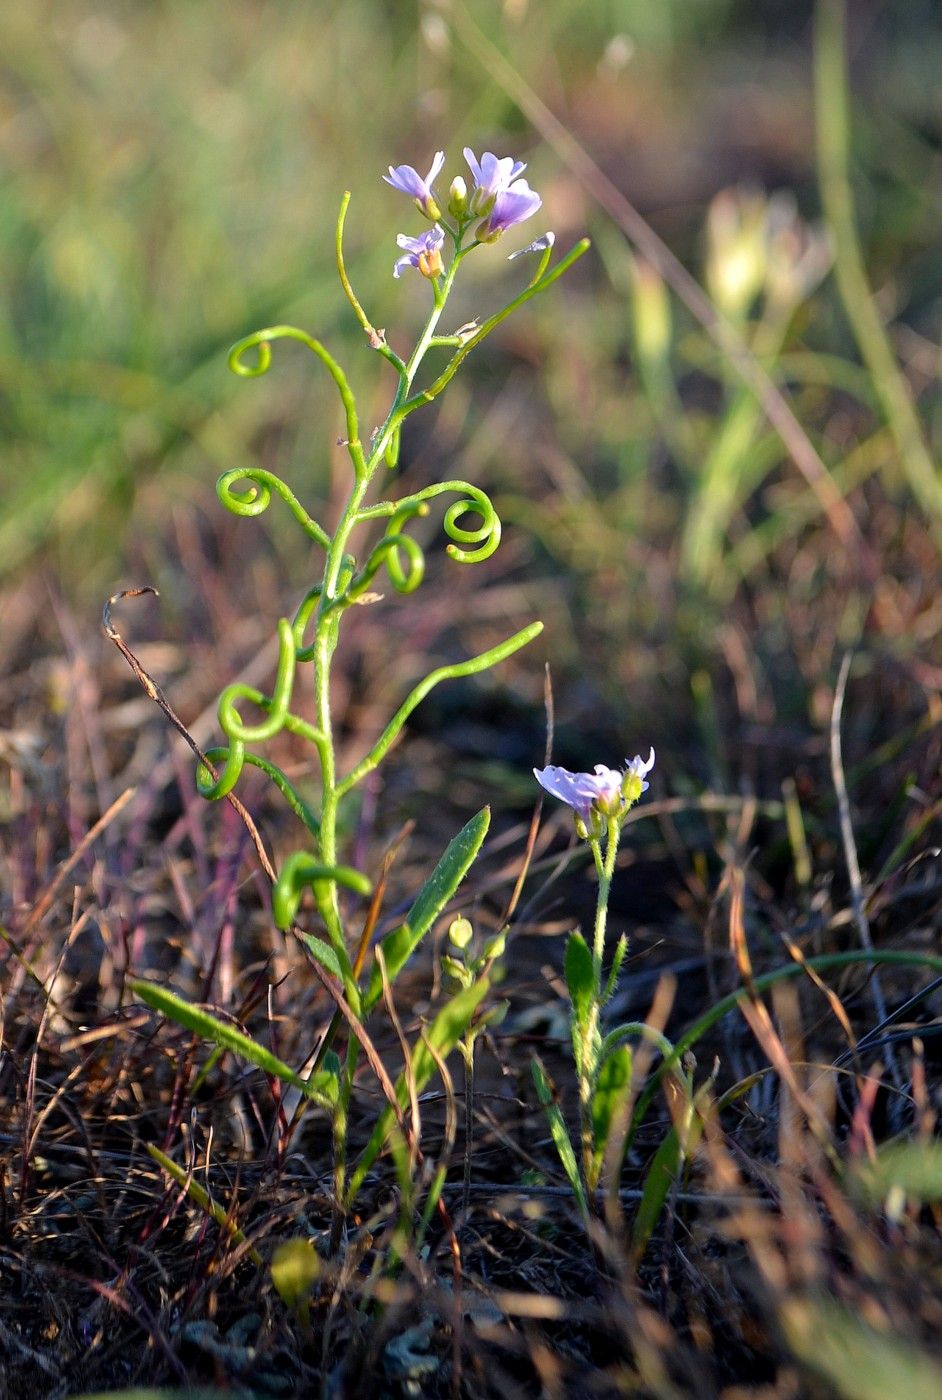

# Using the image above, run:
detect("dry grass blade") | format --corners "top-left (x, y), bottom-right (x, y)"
top-left (728, 865), bottom-right (838, 1158)
top-left (830, 652), bottom-right (898, 1085)
top-left (21, 786), bottom-right (137, 934)
top-left (301, 950), bottom-right (405, 1132)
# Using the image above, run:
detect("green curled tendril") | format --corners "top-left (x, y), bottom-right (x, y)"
top-left (340, 502), bottom-right (429, 606)
top-left (196, 618), bottom-right (327, 803)
top-left (217, 467), bottom-right (330, 551)
top-left (273, 852), bottom-right (373, 932)
top-left (218, 618), bottom-right (296, 743)
top-left (195, 736), bottom-right (246, 801)
top-left (227, 324), bottom-right (366, 480)
top-left (359, 480), bottom-right (502, 567)
top-left (336, 620), bottom-right (543, 799)
top-left (199, 747), bottom-right (320, 838)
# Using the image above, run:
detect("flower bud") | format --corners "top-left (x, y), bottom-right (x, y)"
top-left (442, 954), bottom-right (472, 988)
top-left (705, 187), bottom-right (767, 321)
top-left (448, 916), bottom-right (473, 950)
top-left (448, 176), bottom-right (468, 219)
top-left (483, 930), bottom-right (506, 961)
top-left (468, 185), bottom-right (496, 218)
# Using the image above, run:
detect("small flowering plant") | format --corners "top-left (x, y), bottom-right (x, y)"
top-left (130, 148), bottom-right (588, 1243)
top-left (532, 751), bottom-right (661, 1211)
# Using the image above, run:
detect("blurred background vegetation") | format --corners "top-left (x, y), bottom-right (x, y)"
top-left (2, 0), bottom-right (940, 831)
top-left (3, 6), bottom-right (942, 1393)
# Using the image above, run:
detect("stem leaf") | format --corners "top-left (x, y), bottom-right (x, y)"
top-left (591, 1044), bottom-right (632, 1180)
top-left (564, 930), bottom-right (594, 1031)
top-left (130, 979), bottom-right (337, 1108)
top-left (603, 932), bottom-right (628, 1003)
top-left (298, 932), bottom-right (343, 982)
top-left (531, 1055), bottom-right (588, 1217)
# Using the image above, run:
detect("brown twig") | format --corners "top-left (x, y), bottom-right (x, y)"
top-left (102, 587), bottom-right (276, 884)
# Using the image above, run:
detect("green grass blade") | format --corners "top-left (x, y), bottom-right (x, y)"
top-left (146, 1144), bottom-right (262, 1267)
top-left (815, 0), bottom-right (942, 526)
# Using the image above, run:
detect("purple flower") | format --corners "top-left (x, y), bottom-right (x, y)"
top-left (534, 764), bottom-right (624, 821)
top-left (464, 147), bottom-right (528, 215)
top-left (393, 224), bottom-right (445, 280)
top-left (384, 151), bottom-right (446, 220)
top-left (476, 179), bottom-right (542, 242)
top-left (534, 749), bottom-right (655, 823)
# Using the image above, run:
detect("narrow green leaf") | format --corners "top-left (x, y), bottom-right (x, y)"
top-left (531, 1056), bottom-right (588, 1217)
top-left (603, 933), bottom-right (628, 1003)
top-left (591, 1044), bottom-right (632, 1177)
top-left (146, 1144), bottom-right (263, 1267)
top-left (364, 808), bottom-right (490, 1013)
top-left (347, 976), bottom-right (490, 1202)
top-left (298, 932), bottom-right (342, 981)
top-left (130, 979), bottom-right (335, 1108)
top-left (630, 1070), bottom-right (749, 1259)
top-left (564, 930), bottom-right (594, 1029)
top-left (630, 1124), bottom-right (686, 1260)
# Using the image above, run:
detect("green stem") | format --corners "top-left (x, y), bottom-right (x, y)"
top-left (329, 1036), bottom-right (360, 1253)
top-left (580, 817), bottom-right (621, 1190)
top-left (310, 258), bottom-right (469, 969)
top-left (592, 817), bottom-right (621, 986)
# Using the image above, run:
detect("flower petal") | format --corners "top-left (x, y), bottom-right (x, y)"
top-left (425, 150), bottom-right (446, 186)
top-left (384, 164), bottom-right (426, 198)
top-left (508, 232), bottom-right (555, 260)
top-left (463, 146), bottom-right (483, 187)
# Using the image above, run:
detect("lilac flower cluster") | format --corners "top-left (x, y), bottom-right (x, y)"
top-left (383, 146), bottom-right (544, 278)
top-left (534, 750), bottom-right (655, 824)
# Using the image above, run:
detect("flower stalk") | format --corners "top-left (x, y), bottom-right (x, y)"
top-left (533, 752), bottom-right (660, 1202)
